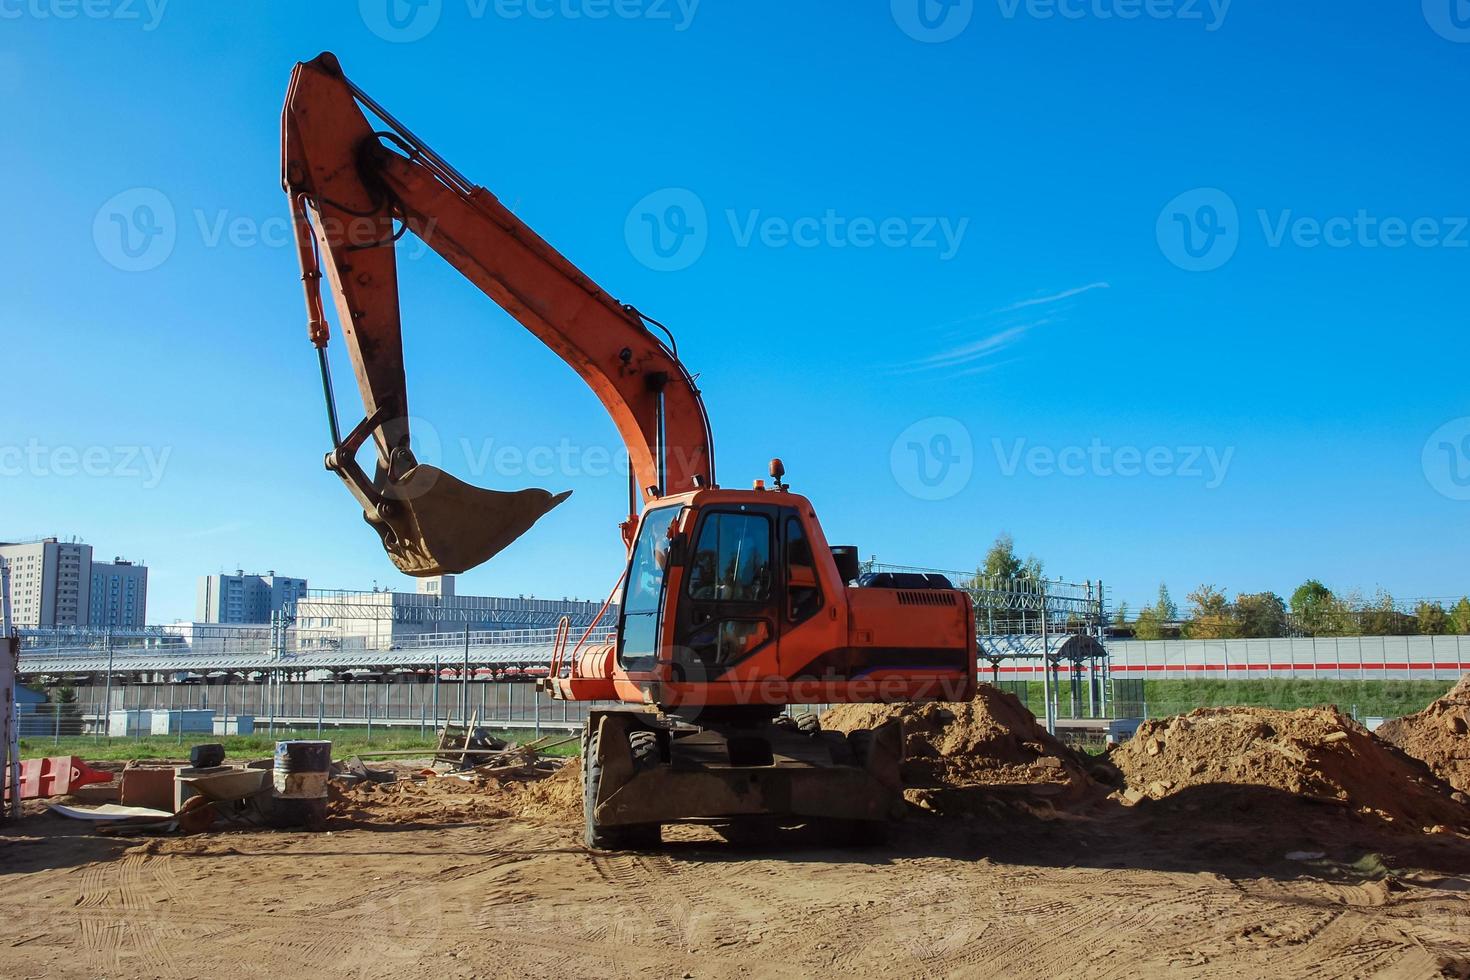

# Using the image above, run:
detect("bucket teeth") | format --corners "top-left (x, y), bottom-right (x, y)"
top-left (363, 463), bottom-right (571, 576)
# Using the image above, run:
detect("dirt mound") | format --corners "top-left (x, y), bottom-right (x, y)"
top-left (822, 688), bottom-right (1100, 814)
top-left (1377, 675), bottom-right (1470, 796)
top-left (328, 757), bottom-right (580, 827)
top-left (1113, 706), bottom-right (1469, 835)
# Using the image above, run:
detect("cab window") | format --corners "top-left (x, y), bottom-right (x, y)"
top-left (618, 506), bottom-right (680, 670)
top-left (686, 512), bottom-right (772, 602)
top-left (785, 516), bottom-right (823, 623)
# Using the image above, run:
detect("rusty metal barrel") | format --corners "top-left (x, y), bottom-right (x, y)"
top-left (268, 740), bottom-right (332, 829)
top-left (273, 740), bottom-right (332, 798)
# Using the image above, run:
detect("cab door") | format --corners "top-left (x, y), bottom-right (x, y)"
top-left (671, 504), bottom-right (781, 680)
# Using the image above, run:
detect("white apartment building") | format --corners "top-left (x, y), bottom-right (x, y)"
top-left (0, 538), bottom-right (148, 628)
top-left (196, 570), bottom-right (309, 624)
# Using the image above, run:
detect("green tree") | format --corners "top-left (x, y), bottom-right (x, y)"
top-left (975, 533), bottom-right (1044, 584)
top-left (1112, 601), bottom-right (1130, 629)
top-left (1290, 580), bottom-right (1334, 635)
top-left (1154, 583), bottom-right (1178, 622)
top-left (1450, 597), bottom-right (1470, 635)
top-left (1132, 583), bottom-right (1175, 641)
top-left (1186, 584), bottom-right (1235, 639)
top-left (968, 533), bottom-right (1044, 633)
top-left (1362, 591), bottom-right (1414, 636)
top-left (1416, 600), bottom-right (1448, 635)
top-left (1235, 592), bottom-right (1287, 638)
top-left (1133, 607), bottom-right (1163, 641)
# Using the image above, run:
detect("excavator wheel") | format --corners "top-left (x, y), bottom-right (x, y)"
top-left (583, 723), bottom-right (660, 851)
top-left (795, 711), bottom-right (821, 735)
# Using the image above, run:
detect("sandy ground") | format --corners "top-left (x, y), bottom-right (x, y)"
top-left (3, 788), bottom-right (1470, 980)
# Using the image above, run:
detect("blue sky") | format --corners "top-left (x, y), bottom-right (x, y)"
top-left (2, 0), bottom-right (1467, 623)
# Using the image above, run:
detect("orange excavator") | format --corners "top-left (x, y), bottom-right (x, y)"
top-left (283, 53), bottom-right (976, 846)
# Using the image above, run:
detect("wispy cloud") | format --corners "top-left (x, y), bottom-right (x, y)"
top-left (896, 282), bottom-right (1110, 377)
top-left (993, 281), bottom-right (1110, 314)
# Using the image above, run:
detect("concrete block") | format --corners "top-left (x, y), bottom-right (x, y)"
top-left (120, 766), bottom-right (179, 812)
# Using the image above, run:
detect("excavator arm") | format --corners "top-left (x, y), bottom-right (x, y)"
top-left (282, 52), bottom-right (714, 576)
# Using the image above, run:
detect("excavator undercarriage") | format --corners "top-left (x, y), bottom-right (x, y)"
top-left (582, 710), bottom-right (903, 848)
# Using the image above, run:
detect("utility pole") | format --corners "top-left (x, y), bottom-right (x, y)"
top-left (1040, 582), bottom-right (1055, 736)
top-left (461, 625), bottom-right (470, 728)
top-left (100, 627), bottom-right (114, 742)
top-left (2, 563), bottom-right (21, 819)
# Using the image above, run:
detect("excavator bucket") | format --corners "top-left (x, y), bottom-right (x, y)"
top-left (363, 463), bottom-right (571, 577)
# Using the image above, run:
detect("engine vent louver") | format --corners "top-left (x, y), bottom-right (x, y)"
top-left (896, 590), bottom-right (957, 606)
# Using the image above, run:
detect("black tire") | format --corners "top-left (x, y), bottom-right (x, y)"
top-left (583, 722), bottom-right (661, 851)
top-left (795, 711), bottom-right (821, 735)
top-left (630, 729), bottom-right (660, 770)
top-left (771, 714), bottom-right (797, 730)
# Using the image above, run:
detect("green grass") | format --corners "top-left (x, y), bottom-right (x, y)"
top-left (19, 726), bottom-right (579, 762)
top-left (993, 678), bottom-right (1457, 722)
top-left (1136, 679), bottom-right (1455, 720)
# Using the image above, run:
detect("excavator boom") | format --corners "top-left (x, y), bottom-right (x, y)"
top-left (282, 52), bottom-right (713, 574)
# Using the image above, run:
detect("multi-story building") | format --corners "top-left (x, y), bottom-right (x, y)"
top-left (196, 570), bottom-right (309, 625)
top-left (0, 538), bottom-right (148, 629)
top-left (89, 559), bottom-right (149, 629)
top-left (294, 576), bottom-right (613, 650)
